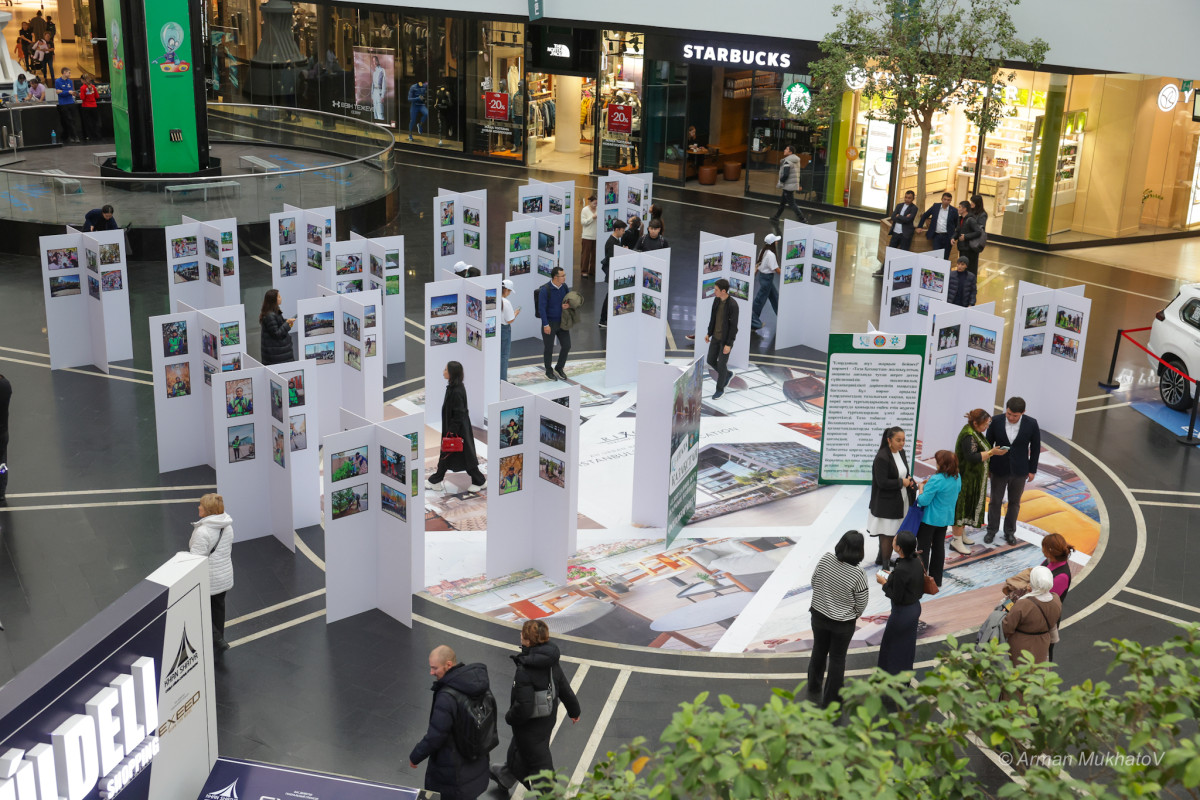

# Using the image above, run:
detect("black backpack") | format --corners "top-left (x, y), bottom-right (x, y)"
top-left (533, 281), bottom-right (552, 319)
top-left (443, 684), bottom-right (499, 761)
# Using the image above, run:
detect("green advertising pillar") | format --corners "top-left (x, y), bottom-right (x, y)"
top-left (1026, 75), bottom-right (1068, 243)
top-left (101, 0), bottom-right (212, 176)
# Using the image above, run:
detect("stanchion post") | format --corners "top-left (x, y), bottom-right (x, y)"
top-left (1098, 328), bottom-right (1124, 389)
top-left (1178, 386), bottom-right (1200, 446)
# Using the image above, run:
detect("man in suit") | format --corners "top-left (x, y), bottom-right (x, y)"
top-left (888, 190), bottom-right (918, 250)
top-left (918, 192), bottom-right (958, 259)
top-left (705, 278), bottom-right (739, 399)
top-left (984, 396), bottom-right (1041, 545)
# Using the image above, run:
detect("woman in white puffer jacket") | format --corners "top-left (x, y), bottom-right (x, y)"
top-left (189, 493), bottom-right (235, 653)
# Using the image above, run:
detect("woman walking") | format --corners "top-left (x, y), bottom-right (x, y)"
top-left (868, 427), bottom-right (916, 568)
top-left (807, 531), bottom-right (869, 708)
top-left (189, 493), bottom-right (235, 653)
top-left (490, 620), bottom-right (581, 791)
top-left (876, 531), bottom-right (925, 674)
top-left (1002, 565), bottom-right (1062, 665)
top-left (580, 195), bottom-right (597, 278)
top-left (915, 450), bottom-right (962, 587)
top-left (426, 361), bottom-right (487, 492)
top-left (258, 289), bottom-right (295, 365)
top-left (499, 279), bottom-right (519, 380)
top-left (750, 233), bottom-right (781, 331)
top-left (951, 409), bottom-right (1002, 555)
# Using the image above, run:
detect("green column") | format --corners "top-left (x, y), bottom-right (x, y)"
top-left (1027, 76), bottom-right (1068, 242)
top-left (826, 92), bottom-right (853, 206)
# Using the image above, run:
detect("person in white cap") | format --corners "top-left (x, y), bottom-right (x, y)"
top-left (751, 233), bottom-right (781, 332)
top-left (453, 260), bottom-right (481, 278)
top-left (500, 279), bottom-right (520, 380)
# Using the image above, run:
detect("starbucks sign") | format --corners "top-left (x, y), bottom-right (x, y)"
top-left (782, 81), bottom-right (811, 115)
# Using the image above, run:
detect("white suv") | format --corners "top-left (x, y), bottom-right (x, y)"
top-left (1149, 284), bottom-right (1200, 410)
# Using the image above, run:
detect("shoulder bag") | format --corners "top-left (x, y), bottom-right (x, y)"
top-left (919, 552), bottom-right (939, 595)
top-left (529, 666), bottom-right (557, 719)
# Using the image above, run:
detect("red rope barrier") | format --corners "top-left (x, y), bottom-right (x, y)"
top-left (1120, 328), bottom-right (1198, 385)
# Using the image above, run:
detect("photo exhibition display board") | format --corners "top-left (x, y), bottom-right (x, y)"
top-left (631, 357), bottom-right (704, 547)
top-left (605, 250), bottom-right (671, 386)
top-left (504, 213), bottom-right (565, 343)
top-left (518, 178), bottom-right (574, 271)
top-left (433, 188), bottom-right (487, 275)
top-left (878, 248), bottom-right (953, 335)
top-left (41, 228), bottom-right (131, 371)
top-left (295, 289), bottom-right (385, 438)
top-left (920, 306), bottom-right (1005, 454)
top-left (595, 170), bottom-right (653, 283)
top-left (150, 302), bottom-right (248, 473)
top-left (270, 204), bottom-right (336, 318)
top-left (774, 220), bottom-right (839, 351)
top-left (210, 360), bottom-right (296, 549)
top-left (164, 216), bottom-right (241, 309)
top-left (268, 358), bottom-right (321, 529)
top-left (818, 332), bottom-right (926, 484)
top-left (692, 232), bottom-right (756, 370)
top-left (323, 409), bottom-right (426, 626)
top-left (1005, 281), bottom-right (1091, 439)
top-left (486, 383), bottom-right (580, 584)
top-left (423, 276), bottom-right (496, 429)
top-left (349, 231), bottom-right (406, 364)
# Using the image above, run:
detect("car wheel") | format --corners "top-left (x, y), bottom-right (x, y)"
top-left (1160, 358), bottom-right (1194, 411)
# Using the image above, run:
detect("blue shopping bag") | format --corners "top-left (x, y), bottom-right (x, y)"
top-left (897, 504), bottom-right (923, 536)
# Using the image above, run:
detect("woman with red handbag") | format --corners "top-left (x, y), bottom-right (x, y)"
top-left (426, 361), bottom-right (486, 492)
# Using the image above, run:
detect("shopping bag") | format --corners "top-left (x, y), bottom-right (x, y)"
top-left (897, 504), bottom-right (923, 536)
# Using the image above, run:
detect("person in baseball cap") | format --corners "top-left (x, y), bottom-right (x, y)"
top-left (751, 231), bottom-right (782, 332)
top-left (500, 279), bottom-right (519, 380)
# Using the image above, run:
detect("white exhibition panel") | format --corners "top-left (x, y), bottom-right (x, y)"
top-left (41, 229), bottom-right (132, 370)
top-left (504, 213), bottom-right (565, 343)
top-left (296, 290), bottom-right (385, 439)
top-left (165, 216), bottom-right (241, 310)
top-left (210, 359), bottom-right (295, 548)
top-left (692, 231), bottom-right (755, 370)
top-left (595, 170), bottom-right (653, 283)
top-left (271, 357), bottom-right (321, 529)
top-left (433, 188), bottom-right (487, 275)
top-left (423, 277), bottom-right (488, 431)
top-left (879, 248), bottom-right (953, 335)
top-left (519, 178), bottom-right (575, 271)
top-left (486, 382), bottom-right (580, 584)
top-left (350, 231), bottom-right (406, 365)
top-left (1005, 281), bottom-right (1091, 439)
top-left (605, 250), bottom-right (670, 386)
top-left (631, 359), bottom-right (702, 528)
top-left (323, 409), bottom-right (426, 626)
top-left (150, 303), bottom-right (248, 473)
top-left (920, 306), bottom-right (1005, 454)
top-left (775, 220), bottom-right (838, 351)
top-left (271, 204), bottom-right (336, 318)
top-left (472, 272), bottom-right (504, 413)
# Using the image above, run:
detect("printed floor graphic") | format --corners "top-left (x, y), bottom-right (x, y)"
top-left (403, 359), bottom-right (1102, 654)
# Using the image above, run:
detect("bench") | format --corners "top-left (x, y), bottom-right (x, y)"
top-left (238, 155), bottom-right (282, 173)
top-left (42, 168), bottom-right (82, 195)
top-left (165, 181), bottom-right (241, 203)
top-left (92, 151), bottom-right (116, 167)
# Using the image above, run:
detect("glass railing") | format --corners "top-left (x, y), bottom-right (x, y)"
top-left (0, 103), bottom-right (395, 227)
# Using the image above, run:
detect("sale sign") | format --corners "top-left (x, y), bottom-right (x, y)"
top-left (485, 92), bottom-right (509, 120)
top-left (607, 103), bottom-right (632, 133)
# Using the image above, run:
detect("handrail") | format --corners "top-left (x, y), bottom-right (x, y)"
top-left (0, 103), bottom-right (395, 183)
top-left (1098, 324), bottom-right (1200, 445)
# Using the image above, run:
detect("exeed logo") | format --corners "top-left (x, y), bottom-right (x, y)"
top-left (157, 690), bottom-right (202, 737)
top-left (163, 627), bottom-right (199, 692)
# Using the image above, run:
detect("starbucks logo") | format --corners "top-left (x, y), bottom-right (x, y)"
top-left (783, 82), bottom-right (811, 116)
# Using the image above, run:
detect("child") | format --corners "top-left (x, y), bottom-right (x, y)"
top-left (947, 256), bottom-right (977, 308)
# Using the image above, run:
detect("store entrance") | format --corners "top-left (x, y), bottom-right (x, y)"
top-left (526, 72), bottom-right (597, 174)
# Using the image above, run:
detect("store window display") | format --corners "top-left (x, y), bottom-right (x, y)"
top-left (399, 15), bottom-right (462, 150)
top-left (597, 30), bottom-right (644, 173)
top-left (465, 21), bottom-right (525, 161)
top-left (525, 72), bottom-right (596, 174)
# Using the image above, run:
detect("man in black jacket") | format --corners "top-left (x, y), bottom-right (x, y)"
top-left (917, 192), bottom-right (959, 259)
top-left (887, 190), bottom-right (918, 251)
top-left (598, 219), bottom-right (625, 328)
top-left (705, 278), bottom-right (738, 399)
top-left (409, 646), bottom-right (493, 800)
top-left (984, 396), bottom-right (1041, 546)
top-left (635, 219), bottom-right (668, 251)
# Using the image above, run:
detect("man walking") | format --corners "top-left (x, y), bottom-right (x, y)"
top-left (984, 397), bottom-right (1040, 546)
top-left (918, 192), bottom-right (958, 259)
top-left (537, 266), bottom-right (571, 380)
top-left (598, 218), bottom-right (625, 328)
top-left (409, 645), bottom-right (495, 800)
top-left (769, 144), bottom-right (807, 223)
top-left (705, 278), bottom-right (738, 399)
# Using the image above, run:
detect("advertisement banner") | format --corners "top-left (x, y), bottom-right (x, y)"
top-left (352, 47), bottom-right (396, 127)
top-left (485, 91), bottom-right (509, 121)
top-left (143, 0), bottom-right (201, 173)
top-left (197, 758), bottom-right (419, 800)
top-left (666, 357), bottom-right (704, 547)
top-left (607, 103), bottom-right (633, 133)
top-left (101, 0), bottom-right (131, 171)
top-left (818, 332), bottom-right (925, 484)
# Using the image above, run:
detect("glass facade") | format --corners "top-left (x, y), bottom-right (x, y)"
top-left (597, 30), bottom-right (644, 173)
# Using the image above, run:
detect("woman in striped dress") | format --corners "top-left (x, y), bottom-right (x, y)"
top-left (807, 531), bottom-right (869, 708)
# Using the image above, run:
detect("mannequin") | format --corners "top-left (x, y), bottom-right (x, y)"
top-left (407, 80), bottom-right (428, 141)
top-left (433, 85), bottom-right (453, 145)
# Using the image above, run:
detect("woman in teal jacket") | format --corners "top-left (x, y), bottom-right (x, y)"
top-left (916, 450), bottom-right (962, 587)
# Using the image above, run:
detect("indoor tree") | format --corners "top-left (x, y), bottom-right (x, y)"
top-left (806, 0), bottom-right (1048, 208)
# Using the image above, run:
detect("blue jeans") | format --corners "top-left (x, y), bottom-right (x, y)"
top-left (500, 323), bottom-right (512, 381)
top-left (751, 272), bottom-right (779, 329)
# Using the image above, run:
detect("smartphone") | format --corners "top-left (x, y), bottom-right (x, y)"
top-left (997, 445), bottom-right (1010, 452)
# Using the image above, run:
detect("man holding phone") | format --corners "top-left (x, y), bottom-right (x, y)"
top-left (984, 397), bottom-right (1041, 545)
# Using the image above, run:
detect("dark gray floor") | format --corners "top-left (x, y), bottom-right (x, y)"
top-left (0, 146), bottom-right (1195, 796)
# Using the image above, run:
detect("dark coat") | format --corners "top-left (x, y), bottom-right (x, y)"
top-left (956, 212), bottom-right (987, 252)
top-left (985, 414), bottom-right (1041, 477)
top-left (504, 642), bottom-right (581, 781)
top-left (438, 382), bottom-right (479, 473)
top-left (620, 224), bottom-right (641, 250)
top-left (259, 311), bottom-right (293, 365)
top-left (888, 202), bottom-right (918, 239)
top-left (882, 555), bottom-right (925, 606)
top-left (946, 268), bottom-right (977, 307)
top-left (706, 296), bottom-right (739, 345)
top-left (409, 662), bottom-right (492, 800)
top-left (635, 233), bottom-right (669, 251)
top-left (869, 447), bottom-right (916, 520)
top-left (919, 203), bottom-right (959, 239)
